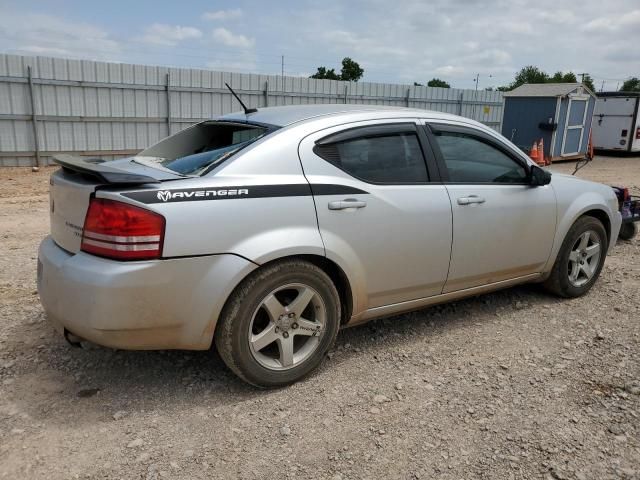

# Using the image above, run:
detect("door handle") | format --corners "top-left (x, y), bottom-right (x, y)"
top-left (457, 195), bottom-right (486, 205)
top-left (328, 198), bottom-right (367, 210)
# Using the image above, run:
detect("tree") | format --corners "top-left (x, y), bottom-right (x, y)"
top-left (621, 77), bottom-right (640, 92)
top-left (311, 57), bottom-right (364, 82)
top-left (581, 74), bottom-right (595, 93)
top-left (339, 57), bottom-right (364, 82)
top-left (510, 66), bottom-right (548, 89)
top-left (550, 71), bottom-right (577, 83)
top-left (310, 66), bottom-right (340, 81)
top-left (427, 78), bottom-right (450, 88)
top-left (506, 67), bottom-right (596, 92)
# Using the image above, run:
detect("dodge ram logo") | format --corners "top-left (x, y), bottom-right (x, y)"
top-left (157, 191), bottom-right (172, 202)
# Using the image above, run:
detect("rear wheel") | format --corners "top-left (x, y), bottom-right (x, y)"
top-left (543, 216), bottom-right (608, 298)
top-left (215, 259), bottom-right (340, 388)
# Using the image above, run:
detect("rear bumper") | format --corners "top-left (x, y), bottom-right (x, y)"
top-left (37, 236), bottom-right (256, 350)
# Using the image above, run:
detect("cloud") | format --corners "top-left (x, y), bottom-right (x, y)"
top-left (434, 65), bottom-right (466, 76)
top-left (202, 9), bottom-right (243, 21)
top-left (17, 45), bottom-right (73, 56)
top-left (1, 0), bottom-right (639, 90)
top-left (583, 9), bottom-right (640, 32)
top-left (0, 11), bottom-right (120, 59)
top-left (536, 9), bottom-right (577, 25)
top-left (139, 24), bottom-right (202, 46)
top-left (212, 28), bottom-right (254, 48)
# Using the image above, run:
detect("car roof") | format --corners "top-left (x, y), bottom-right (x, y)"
top-left (220, 104), bottom-right (469, 128)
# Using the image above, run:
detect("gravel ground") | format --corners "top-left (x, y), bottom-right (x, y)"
top-left (1, 155), bottom-right (639, 479)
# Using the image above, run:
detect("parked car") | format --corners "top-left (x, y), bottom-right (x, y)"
top-left (38, 105), bottom-right (622, 387)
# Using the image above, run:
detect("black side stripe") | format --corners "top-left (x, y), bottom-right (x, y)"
top-left (121, 184), bottom-right (368, 204)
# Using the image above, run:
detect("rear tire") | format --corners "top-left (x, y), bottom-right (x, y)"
top-left (543, 216), bottom-right (608, 298)
top-left (215, 259), bottom-right (340, 388)
top-left (618, 222), bottom-right (637, 241)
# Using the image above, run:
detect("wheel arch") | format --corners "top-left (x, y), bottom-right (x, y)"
top-left (580, 208), bottom-right (611, 244)
top-left (542, 203), bottom-right (615, 278)
top-left (213, 254), bottom-right (355, 343)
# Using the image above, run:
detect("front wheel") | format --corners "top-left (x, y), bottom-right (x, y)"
top-left (543, 216), bottom-right (608, 298)
top-left (215, 259), bottom-right (340, 388)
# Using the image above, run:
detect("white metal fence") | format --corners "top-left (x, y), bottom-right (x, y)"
top-left (0, 54), bottom-right (504, 167)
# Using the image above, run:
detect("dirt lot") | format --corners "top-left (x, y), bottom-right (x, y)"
top-left (1, 156), bottom-right (639, 479)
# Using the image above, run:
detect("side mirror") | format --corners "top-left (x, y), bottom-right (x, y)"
top-left (529, 165), bottom-right (552, 186)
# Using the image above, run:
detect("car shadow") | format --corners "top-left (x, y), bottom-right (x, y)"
top-left (22, 283), bottom-right (558, 425)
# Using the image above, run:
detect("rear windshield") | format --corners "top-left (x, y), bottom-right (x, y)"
top-left (138, 122), bottom-right (268, 175)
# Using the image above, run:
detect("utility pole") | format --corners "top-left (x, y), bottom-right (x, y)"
top-left (578, 72), bottom-right (587, 84)
top-left (472, 73), bottom-right (479, 118)
top-left (600, 80), bottom-right (605, 92)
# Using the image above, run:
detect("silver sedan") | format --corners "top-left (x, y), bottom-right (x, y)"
top-left (38, 105), bottom-right (621, 387)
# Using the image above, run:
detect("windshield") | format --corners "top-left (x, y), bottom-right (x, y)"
top-left (138, 122), bottom-right (267, 175)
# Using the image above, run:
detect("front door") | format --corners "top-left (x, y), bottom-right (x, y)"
top-left (562, 96), bottom-right (589, 156)
top-left (426, 123), bottom-right (557, 293)
top-left (298, 120), bottom-right (452, 313)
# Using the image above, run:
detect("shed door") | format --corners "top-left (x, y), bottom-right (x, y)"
top-left (561, 96), bottom-right (589, 156)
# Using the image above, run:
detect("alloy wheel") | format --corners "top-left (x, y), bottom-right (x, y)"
top-left (567, 230), bottom-right (601, 287)
top-left (248, 283), bottom-right (326, 371)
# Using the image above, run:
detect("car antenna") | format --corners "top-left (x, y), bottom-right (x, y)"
top-left (225, 83), bottom-right (258, 115)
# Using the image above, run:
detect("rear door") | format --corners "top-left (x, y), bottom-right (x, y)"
top-left (592, 96), bottom-right (638, 151)
top-left (298, 120), bottom-right (452, 311)
top-left (425, 122), bottom-right (556, 293)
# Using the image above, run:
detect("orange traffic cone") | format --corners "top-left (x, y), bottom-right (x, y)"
top-left (530, 141), bottom-right (539, 164)
top-left (538, 138), bottom-right (546, 166)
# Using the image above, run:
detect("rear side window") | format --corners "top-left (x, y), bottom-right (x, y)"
top-left (138, 122), bottom-right (268, 176)
top-left (314, 128), bottom-right (428, 184)
top-left (433, 132), bottom-right (527, 183)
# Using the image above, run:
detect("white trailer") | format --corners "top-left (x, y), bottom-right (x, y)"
top-left (592, 92), bottom-right (640, 153)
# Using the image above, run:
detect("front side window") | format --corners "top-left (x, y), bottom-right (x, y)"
top-left (433, 131), bottom-right (527, 183)
top-left (314, 130), bottom-right (428, 184)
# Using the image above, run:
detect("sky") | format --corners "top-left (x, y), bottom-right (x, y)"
top-left (0, 0), bottom-right (638, 90)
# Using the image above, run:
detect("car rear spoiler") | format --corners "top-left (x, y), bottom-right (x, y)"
top-left (53, 154), bottom-right (162, 185)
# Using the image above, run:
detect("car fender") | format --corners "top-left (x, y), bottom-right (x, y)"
top-left (543, 183), bottom-right (620, 274)
top-left (315, 230), bottom-right (369, 320)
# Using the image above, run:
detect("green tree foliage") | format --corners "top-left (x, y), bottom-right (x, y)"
top-left (581, 74), bottom-right (596, 93)
top-left (550, 71), bottom-right (577, 83)
top-left (511, 66), bottom-right (548, 89)
top-left (339, 57), bottom-right (364, 82)
top-left (311, 57), bottom-right (364, 82)
top-left (620, 77), bottom-right (640, 92)
top-left (427, 78), bottom-right (450, 88)
top-left (506, 66), bottom-right (596, 92)
top-left (310, 66), bottom-right (340, 81)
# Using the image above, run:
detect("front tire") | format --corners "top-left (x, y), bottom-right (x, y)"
top-left (215, 259), bottom-right (340, 388)
top-left (543, 216), bottom-right (608, 298)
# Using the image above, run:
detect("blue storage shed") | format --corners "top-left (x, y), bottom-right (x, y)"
top-left (501, 83), bottom-right (597, 161)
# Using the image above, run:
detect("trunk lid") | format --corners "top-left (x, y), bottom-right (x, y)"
top-left (49, 155), bottom-right (180, 254)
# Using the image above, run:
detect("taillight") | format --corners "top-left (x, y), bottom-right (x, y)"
top-left (81, 198), bottom-right (165, 260)
top-left (622, 187), bottom-right (631, 202)
top-left (636, 127), bottom-right (640, 140)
